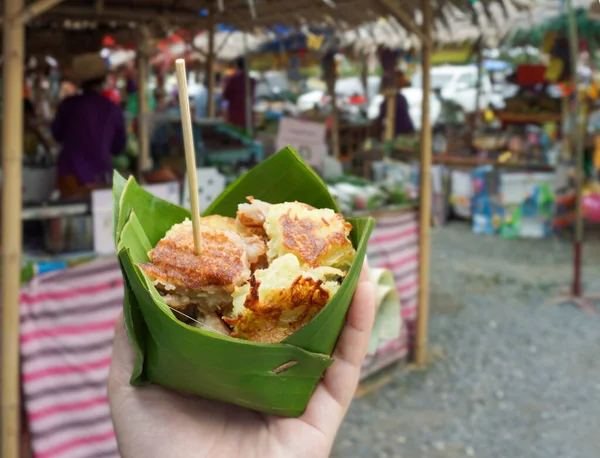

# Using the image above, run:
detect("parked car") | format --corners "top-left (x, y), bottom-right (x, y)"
top-left (252, 70), bottom-right (289, 102)
top-left (296, 76), bottom-right (381, 113)
top-left (411, 65), bottom-right (505, 112)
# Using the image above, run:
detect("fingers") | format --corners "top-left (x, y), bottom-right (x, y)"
top-left (325, 265), bottom-right (375, 406)
top-left (300, 263), bottom-right (375, 438)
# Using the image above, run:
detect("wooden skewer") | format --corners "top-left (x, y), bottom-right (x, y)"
top-left (175, 59), bottom-right (202, 254)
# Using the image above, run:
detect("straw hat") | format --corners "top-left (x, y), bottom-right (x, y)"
top-left (68, 53), bottom-right (109, 84)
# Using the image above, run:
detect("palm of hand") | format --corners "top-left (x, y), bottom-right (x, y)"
top-left (109, 270), bottom-right (374, 458)
top-left (109, 384), bottom-right (330, 458)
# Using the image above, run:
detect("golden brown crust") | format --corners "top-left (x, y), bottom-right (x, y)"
top-left (279, 211), bottom-right (353, 268)
top-left (139, 221), bottom-right (249, 291)
top-left (223, 274), bottom-right (331, 344)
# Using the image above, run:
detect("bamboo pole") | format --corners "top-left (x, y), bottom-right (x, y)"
top-left (2, 0), bottom-right (25, 454)
top-left (360, 56), bottom-right (369, 108)
top-left (384, 89), bottom-right (396, 143)
top-left (243, 33), bottom-right (253, 136)
top-left (415, 0), bottom-right (432, 366)
top-left (376, 0), bottom-right (430, 46)
top-left (11, 0), bottom-right (64, 25)
top-left (136, 25), bottom-right (151, 175)
top-left (566, 0), bottom-right (584, 297)
top-left (474, 38), bottom-right (484, 133)
top-left (207, 7), bottom-right (216, 118)
top-left (330, 89), bottom-right (341, 159)
top-left (325, 54), bottom-right (341, 159)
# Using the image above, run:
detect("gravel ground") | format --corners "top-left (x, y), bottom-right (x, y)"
top-left (332, 222), bottom-right (600, 458)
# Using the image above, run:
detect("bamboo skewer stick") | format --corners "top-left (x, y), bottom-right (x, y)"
top-left (175, 59), bottom-right (203, 254)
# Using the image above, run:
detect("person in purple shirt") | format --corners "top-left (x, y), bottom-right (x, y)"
top-left (376, 70), bottom-right (415, 137)
top-left (222, 58), bottom-right (255, 130)
top-left (52, 72), bottom-right (127, 198)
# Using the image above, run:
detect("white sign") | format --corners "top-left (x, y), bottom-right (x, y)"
top-left (500, 173), bottom-right (555, 206)
top-left (92, 188), bottom-right (115, 255)
top-left (183, 167), bottom-right (226, 212)
top-left (92, 181), bottom-right (180, 254)
top-left (144, 182), bottom-right (181, 206)
top-left (450, 170), bottom-right (473, 218)
top-left (275, 138), bottom-right (327, 167)
top-left (276, 117), bottom-right (327, 144)
top-left (276, 117), bottom-right (327, 167)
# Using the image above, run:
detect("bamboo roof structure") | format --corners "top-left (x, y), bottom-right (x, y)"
top-left (20, 0), bottom-right (536, 42)
top-left (340, 0), bottom-right (539, 55)
top-left (15, 0), bottom-right (544, 64)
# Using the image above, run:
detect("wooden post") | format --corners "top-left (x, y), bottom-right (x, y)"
top-left (243, 33), bottom-right (253, 136)
top-left (360, 55), bottom-right (369, 108)
top-left (415, 0), bottom-right (432, 366)
top-left (207, 8), bottom-right (216, 118)
top-left (2, 0), bottom-right (25, 455)
top-left (474, 39), bottom-right (484, 132)
top-left (566, 0), bottom-right (584, 297)
top-left (384, 89), bottom-right (396, 143)
top-left (136, 25), bottom-right (151, 175)
top-left (11, 0), bottom-right (64, 25)
top-left (325, 54), bottom-right (340, 159)
top-left (330, 85), bottom-right (341, 159)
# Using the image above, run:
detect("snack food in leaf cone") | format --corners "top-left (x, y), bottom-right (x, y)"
top-left (114, 146), bottom-right (374, 417)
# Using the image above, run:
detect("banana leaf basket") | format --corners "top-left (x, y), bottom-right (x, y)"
top-left (114, 146), bottom-right (374, 417)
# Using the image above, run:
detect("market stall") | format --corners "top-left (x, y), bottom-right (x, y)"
top-left (1, 1), bottom-right (441, 456)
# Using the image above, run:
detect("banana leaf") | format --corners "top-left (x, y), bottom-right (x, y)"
top-left (114, 146), bottom-right (375, 416)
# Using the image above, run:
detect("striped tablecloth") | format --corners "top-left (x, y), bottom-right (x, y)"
top-left (367, 210), bottom-right (419, 326)
top-left (362, 210), bottom-right (419, 374)
top-left (20, 258), bottom-right (123, 458)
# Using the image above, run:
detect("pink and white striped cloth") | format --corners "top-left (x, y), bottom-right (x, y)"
top-left (366, 210), bottom-right (419, 357)
top-left (20, 257), bottom-right (123, 458)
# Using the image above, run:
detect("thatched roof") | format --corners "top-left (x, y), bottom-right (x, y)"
top-left (20, 0), bottom-right (542, 63)
top-left (341, 0), bottom-right (539, 54)
top-left (501, 0), bottom-right (597, 45)
top-left (29, 0), bottom-right (532, 34)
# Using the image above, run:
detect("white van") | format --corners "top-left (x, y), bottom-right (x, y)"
top-left (410, 64), bottom-right (504, 113)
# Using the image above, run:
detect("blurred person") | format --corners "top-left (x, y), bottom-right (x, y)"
top-left (375, 70), bottom-right (415, 137)
top-left (222, 57), bottom-right (255, 130)
top-left (52, 53), bottom-right (127, 198)
top-left (23, 99), bottom-right (50, 159)
top-left (59, 79), bottom-right (78, 100)
top-left (194, 74), bottom-right (221, 120)
top-left (109, 264), bottom-right (375, 458)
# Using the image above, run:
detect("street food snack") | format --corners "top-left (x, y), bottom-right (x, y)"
top-left (114, 146), bottom-right (375, 417)
top-left (139, 200), bottom-right (356, 343)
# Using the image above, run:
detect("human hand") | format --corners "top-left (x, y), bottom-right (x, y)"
top-left (108, 265), bottom-right (375, 458)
